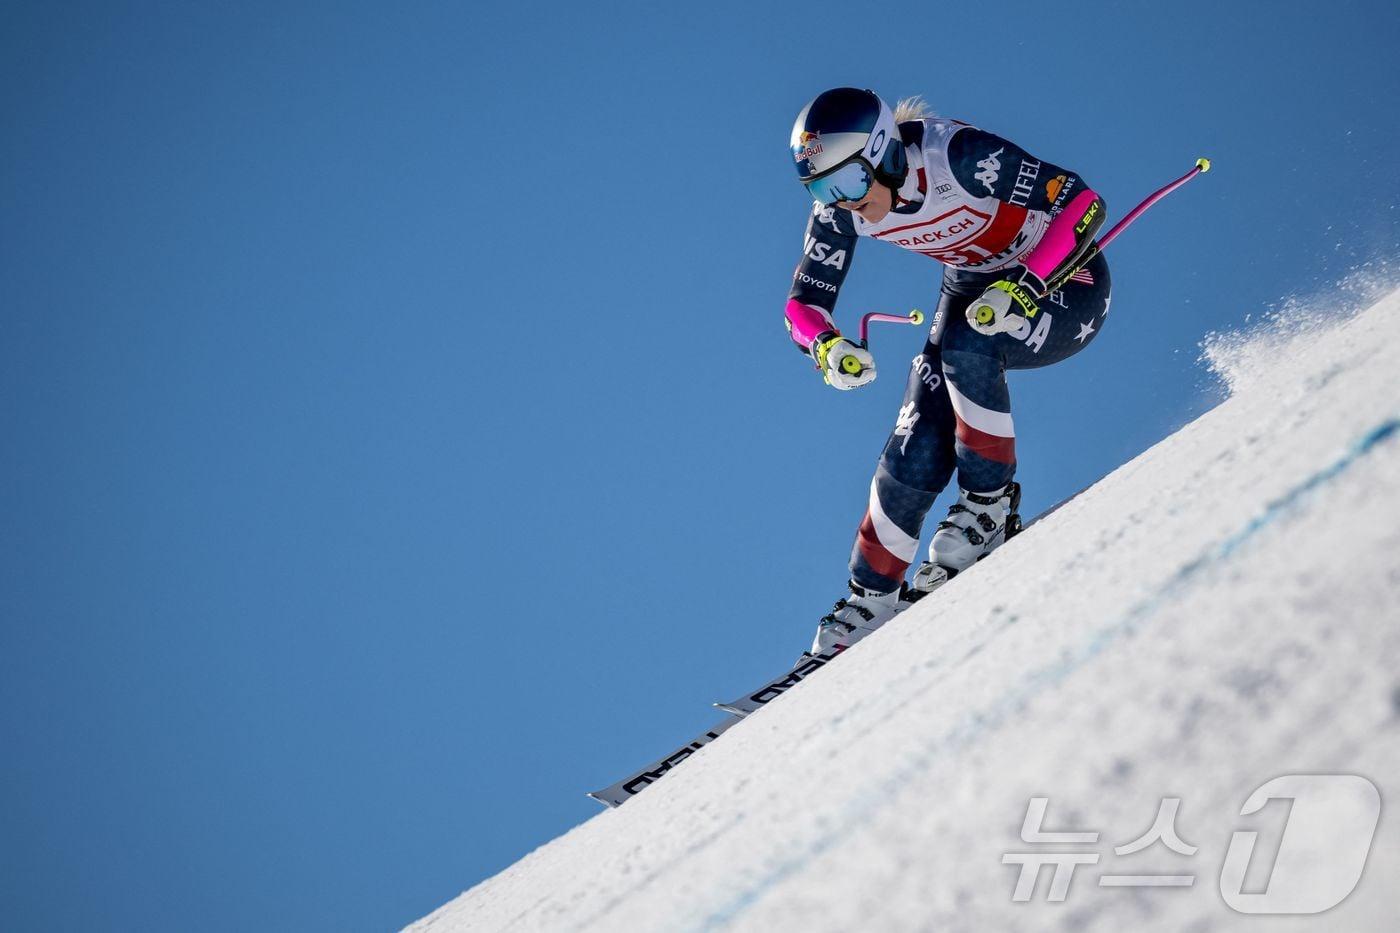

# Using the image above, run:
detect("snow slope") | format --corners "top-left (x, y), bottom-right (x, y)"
top-left (412, 286), bottom-right (1400, 932)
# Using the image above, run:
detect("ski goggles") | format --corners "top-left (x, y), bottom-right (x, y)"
top-left (804, 157), bottom-right (874, 206)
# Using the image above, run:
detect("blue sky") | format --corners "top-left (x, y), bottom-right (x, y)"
top-left (2, 1), bottom-right (1397, 929)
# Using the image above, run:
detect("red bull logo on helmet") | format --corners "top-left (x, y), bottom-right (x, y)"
top-left (792, 130), bottom-right (824, 163)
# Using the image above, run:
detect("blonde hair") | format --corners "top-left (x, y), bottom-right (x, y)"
top-left (893, 95), bottom-right (933, 122)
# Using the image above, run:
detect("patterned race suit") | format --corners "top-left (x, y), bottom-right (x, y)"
top-left (785, 116), bottom-right (1112, 593)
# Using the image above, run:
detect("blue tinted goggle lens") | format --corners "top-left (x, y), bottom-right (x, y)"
top-left (805, 160), bottom-right (873, 205)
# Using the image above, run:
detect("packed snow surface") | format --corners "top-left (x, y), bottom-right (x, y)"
top-left (412, 286), bottom-right (1400, 932)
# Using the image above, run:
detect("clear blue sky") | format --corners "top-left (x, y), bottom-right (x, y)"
top-left (2, 1), bottom-right (1397, 929)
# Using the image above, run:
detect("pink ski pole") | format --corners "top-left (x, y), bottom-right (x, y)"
top-left (859, 158), bottom-right (1213, 344)
top-left (1046, 157), bottom-right (1211, 290)
top-left (858, 308), bottom-right (924, 346)
top-left (1099, 157), bottom-right (1211, 249)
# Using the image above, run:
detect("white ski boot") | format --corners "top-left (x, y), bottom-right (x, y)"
top-left (911, 482), bottom-right (1022, 595)
top-left (811, 581), bottom-right (919, 653)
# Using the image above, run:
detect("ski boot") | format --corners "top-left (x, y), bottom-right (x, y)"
top-left (911, 482), bottom-right (1023, 595)
top-left (811, 580), bottom-right (921, 653)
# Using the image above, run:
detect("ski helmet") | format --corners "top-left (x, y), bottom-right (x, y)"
top-left (791, 88), bottom-right (907, 203)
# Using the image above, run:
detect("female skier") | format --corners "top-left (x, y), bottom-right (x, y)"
top-left (787, 87), bottom-right (1111, 652)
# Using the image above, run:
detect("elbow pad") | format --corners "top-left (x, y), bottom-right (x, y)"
top-left (785, 299), bottom-right (838, 355)
top-left (1022, 190), bottom-right (1104, 294)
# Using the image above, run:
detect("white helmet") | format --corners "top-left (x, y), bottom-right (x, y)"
top-left (791, 87), bottom-right (908, 202)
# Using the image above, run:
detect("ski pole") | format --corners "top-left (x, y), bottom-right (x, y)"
top-left (1048, 157), bottom-right (1211, 291)
top-left (858, 308), bottom-right (924, 347)
top-left (826, 309), bottom-right (924, 381)
top-left (1100, 157), bottom-right (1211, 249)
top-left (849, 158), bottom-right (1209, 364)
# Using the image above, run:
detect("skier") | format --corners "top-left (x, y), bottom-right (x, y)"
top-left (787, 87), bottom-right (1112, 652)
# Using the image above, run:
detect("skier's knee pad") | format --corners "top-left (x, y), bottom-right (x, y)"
top-left (872, 459), bottom-right (948, 519)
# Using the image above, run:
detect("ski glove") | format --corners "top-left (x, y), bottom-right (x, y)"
top-left (967, 277), bottom-right (1042, 336)
top-left (812, 332), bottom-right (875, 391)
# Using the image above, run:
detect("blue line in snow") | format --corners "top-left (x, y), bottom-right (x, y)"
top-left (694, 416), bottom-right (1399, 931)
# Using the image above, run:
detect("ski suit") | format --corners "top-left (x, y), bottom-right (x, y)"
top-left (785, 116), bottom-right (1112, 593)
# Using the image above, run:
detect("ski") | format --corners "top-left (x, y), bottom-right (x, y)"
top-left (586, 481), bottom-right (1096, 807)
top-left (713, 644), bottom-right (848, 716)
top-left (587, 715), bottom-right (742, 808)
top-left (586, 647), bottom-right (850, 807)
